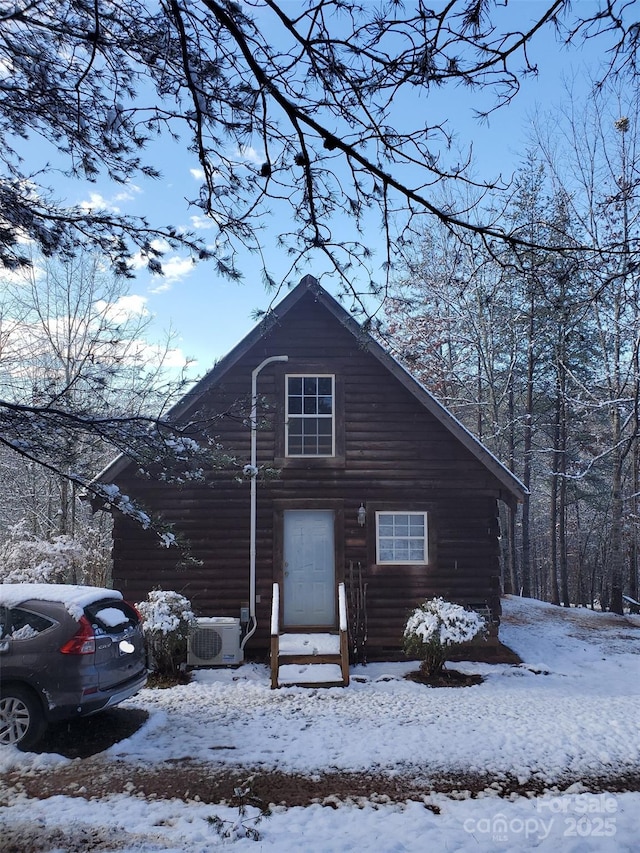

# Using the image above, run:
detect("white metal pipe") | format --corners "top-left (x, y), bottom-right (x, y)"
top-left (241, 355), bottom-right (288, 650)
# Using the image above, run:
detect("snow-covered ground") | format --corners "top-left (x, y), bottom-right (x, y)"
top-left (1, 595), bottom-right (640, 851)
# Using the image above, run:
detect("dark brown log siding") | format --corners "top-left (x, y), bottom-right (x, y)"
top-left (111, 293), bottom-right (505, 656)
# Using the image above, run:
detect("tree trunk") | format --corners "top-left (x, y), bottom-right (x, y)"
top-left (559, 467), bottom-right (570, 606)
top-left (610, 439), bottom-right (625, 615)
top-left (630, 444), bottom-right (640, 612)
top-left (520, 289), bottom-right (535, 598)
top-left (549, 470), bottom-right (561, 605)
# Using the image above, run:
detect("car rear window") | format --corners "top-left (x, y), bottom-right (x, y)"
top-left (85, 600), bottom-right (139, 633)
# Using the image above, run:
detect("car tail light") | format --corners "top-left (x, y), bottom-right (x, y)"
top-left (126, 601), bottom-right (143, 622)
top-left (60, 616), bottom-right (96, 655)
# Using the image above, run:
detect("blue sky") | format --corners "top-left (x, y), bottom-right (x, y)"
top-left (22, 1), bottom-right (619, 380)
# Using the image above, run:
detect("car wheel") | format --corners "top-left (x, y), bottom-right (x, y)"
top-left (0, 685), bottom-right (46, 750)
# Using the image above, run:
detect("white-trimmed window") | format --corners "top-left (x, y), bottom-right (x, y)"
top-left (286, 375), bottom-right (335, 456)
top-left (376, 512), bottom-right (428, 564)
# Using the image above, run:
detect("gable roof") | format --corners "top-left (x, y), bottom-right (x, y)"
top-left (98, 275), bottom-right (527, 506)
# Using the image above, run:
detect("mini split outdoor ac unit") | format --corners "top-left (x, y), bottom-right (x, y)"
top-left (187, 617), bottom-right (244, 666)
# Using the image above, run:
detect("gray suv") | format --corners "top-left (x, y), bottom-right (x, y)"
top-left (0, 584), bottom-right (147, 750)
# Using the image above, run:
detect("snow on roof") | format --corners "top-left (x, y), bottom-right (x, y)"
top-left (0, 584), bottom-right (122, 620)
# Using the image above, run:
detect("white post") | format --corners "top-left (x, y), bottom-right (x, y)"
top-left (270, 582), bottom-right (280, 636)
top-left (241, 355), bottom-right (288, 651)
top-left (338, 582), bottom-right (348, 632)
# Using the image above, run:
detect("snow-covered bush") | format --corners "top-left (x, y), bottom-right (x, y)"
top-left (0, 532), bottom-right (88, 585)
top-left (136, 589), bottom-right (196, 678)
top-left (403, 597), bottom-right (486, 677)
top-left (0, 521), bottom-right (113, 587)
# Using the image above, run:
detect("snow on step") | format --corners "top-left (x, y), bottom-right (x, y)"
top-left (279, 633), bottom-right (340, 656)
top-left (278, 664), bottom-right (344, 685)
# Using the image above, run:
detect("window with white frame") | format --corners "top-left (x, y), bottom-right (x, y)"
top-left (286, 375), bottom-right (334, 456)
top-left (376, 512), bottom-right (428, 564)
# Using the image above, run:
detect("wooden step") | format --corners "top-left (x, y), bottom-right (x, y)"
top-left (279, 632), bottom-right (340, 658)
top-left (271, 633), bottom-right (348, 688)
top-left (270, 583), bottom-right (350, 688)
top-left (277, 663), bottom-right (345, 688)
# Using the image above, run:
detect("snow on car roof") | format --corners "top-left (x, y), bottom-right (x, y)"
top-left (0, 584), bottom-right (122, 620)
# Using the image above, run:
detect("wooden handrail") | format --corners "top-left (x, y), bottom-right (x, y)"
top-left (338, 582), bottom-right (347, 631)
top-left (270, 582), bottom-right (280, 689)
top-left (270, 582), bottom-right (280, 636)
top-left (338, 582), bottom-right (350, 686)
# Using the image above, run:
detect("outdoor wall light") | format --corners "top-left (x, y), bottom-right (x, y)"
top-left (357, 503), bottom-right (366, 527)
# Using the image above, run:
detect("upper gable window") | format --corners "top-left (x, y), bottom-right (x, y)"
top-left (286, 375), bottom-right (334, 456)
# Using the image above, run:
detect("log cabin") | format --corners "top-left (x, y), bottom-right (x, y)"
top-left (96, 276), bottom-right (525, 678)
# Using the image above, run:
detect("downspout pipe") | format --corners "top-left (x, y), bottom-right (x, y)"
top-left (241, 355), bottom-right (288, 651)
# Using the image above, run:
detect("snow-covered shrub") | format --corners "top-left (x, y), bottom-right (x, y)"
top-left (0, 519), bottom-right (113, 587)
top-left (78, 526), bottom-right (113, 588)
top-left (403, 597), bottom-right (486, 677)
top-left (0, 532), bottom-right (88, 585)
top-left (136, 589), bottom-right (196, 678)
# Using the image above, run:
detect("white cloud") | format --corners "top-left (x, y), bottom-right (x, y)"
top-left (79, 192), bottom-right (121, 214)
top-left (95, 294), bottom-right (149, 322)
top-left (190, 168), bottom-right (205, 180)
top-left (146, 256), bottom-right (195, 294)
top-left (130, 339), bottom-right (193, 371)
top-left (114, 185), bottom-right (141, 202)
top-left (130, 239), bottom-right (171, 271)
top-left (161, 346), bottom-right (192, 370)
top-left (236, 145), bottom-right (263, 164)
top-left (130, 235), bottom-right (194, 291)
top-left (190, 214), bottom-right (216, 231)
top-left (148, 280), bottom-right (173, 294)
top-left (79, 185), bottom-right (141, 214)
top-left (161, 256), bottom-right (195, 282)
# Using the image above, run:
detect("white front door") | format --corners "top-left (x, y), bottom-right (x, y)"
top-left (283, 510), bottom-right (335, 627)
